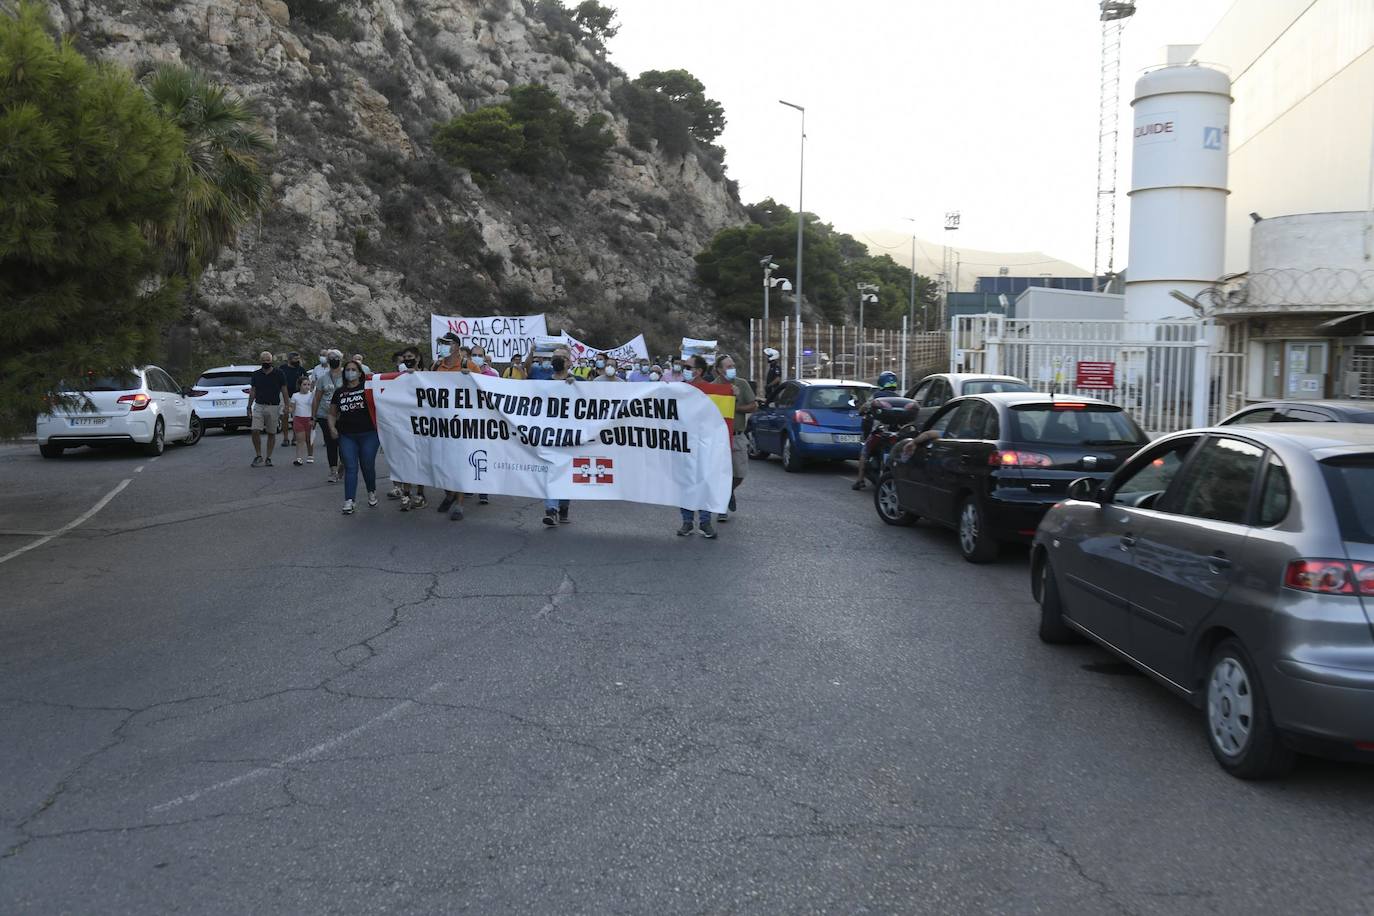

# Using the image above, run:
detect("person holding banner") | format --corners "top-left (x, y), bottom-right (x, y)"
top-left (714, 354), bottom-right (756, 523)
top-left (385, 347), bottom-right (427, 510)
top-left (433, 334), bottom-right (470, 520)
top-left (541, 353), bottom-right (576, 527)
top-left (591, 354), bottom-right (623, 382)
top-left (677, 357), bottom-right (727, 539)
top-left (311, 349), bottom-right (345, 482)
top-left (328, 359), bottom-right (380, 515)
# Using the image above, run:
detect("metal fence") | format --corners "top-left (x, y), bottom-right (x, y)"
top-left (748, 319), bottom-right (948, 390)
top-left (953, 314), bottom-right (1239, 435)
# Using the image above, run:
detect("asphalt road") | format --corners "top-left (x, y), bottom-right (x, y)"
top-left (2, 430), bottom-right (1373, 914)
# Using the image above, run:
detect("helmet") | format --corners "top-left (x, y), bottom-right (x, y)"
top-left (876, 371), bottom-right (898, 390)
top-left (763, 347), bottom-right (780, 360)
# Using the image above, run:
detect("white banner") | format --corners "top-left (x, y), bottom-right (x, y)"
top-left (369, 373), bottom-right (732, 512)
top-left (562, 332), bottom-right (650, 363)
top-left (681, 337), bottom-right (717, 363)
top-left (429, 313), bottom-right (548, 362)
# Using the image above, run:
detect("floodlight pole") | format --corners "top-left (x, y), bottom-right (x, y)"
top-left (780, 99), bottom-right (805, 379)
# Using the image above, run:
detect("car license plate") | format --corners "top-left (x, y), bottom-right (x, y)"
top-left (835, 434), bottom-right (861, 443)
top-left (214, 399), bottom-right (238, 407)
top-left (70, 417), bottom-right (106, 426)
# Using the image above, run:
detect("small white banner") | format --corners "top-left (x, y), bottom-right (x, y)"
top-left (680, 337), bottom-right (717, 362)
top-left (562, 332), bottom-right (650, 363)
top-left (429, 313), bottom-right (548, 362)
top-left (369, 373), bottom-right (732, 512)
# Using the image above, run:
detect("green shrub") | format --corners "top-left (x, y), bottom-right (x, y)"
top-left (434, 106), bottom-right (524, 179)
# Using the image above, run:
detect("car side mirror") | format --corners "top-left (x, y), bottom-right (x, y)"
top-left (1067, 477), bottom-right (1101, 503)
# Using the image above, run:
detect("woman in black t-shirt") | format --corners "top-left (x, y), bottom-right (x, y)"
top-left (327, 360), bottom-right (379, 515)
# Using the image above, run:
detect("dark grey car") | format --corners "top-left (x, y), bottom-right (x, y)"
top-left (1031, 424), bottom-right (1374, 778)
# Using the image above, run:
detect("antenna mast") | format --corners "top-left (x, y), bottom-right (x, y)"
top-left (1094, 2), bottom-right (1137, 291)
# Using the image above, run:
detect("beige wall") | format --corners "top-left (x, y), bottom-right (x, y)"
top-left (1193, 0), bottom-right (1374, 272)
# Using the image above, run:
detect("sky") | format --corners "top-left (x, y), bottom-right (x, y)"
top-left (606, 0), bottom-right (1233, 275)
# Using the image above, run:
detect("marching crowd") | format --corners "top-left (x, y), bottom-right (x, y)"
top-left (242, 335), bottom-right (758, 539)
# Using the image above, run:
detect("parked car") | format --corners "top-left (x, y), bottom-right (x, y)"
top-left (1032, 423), bottom-right (1374, 778)
top-left (36, 366), bottom-right (201, 458)
top-left (903, 373), bottom-right (1033, 427)
top-left (1220, 399), bottom-right (1374, 426)
top-left (874, 393), bottom-right (1149, 562)
top-left (186, 364), bottom-right (260, 433)
top-left (747, 379), bottom-right (877, 471)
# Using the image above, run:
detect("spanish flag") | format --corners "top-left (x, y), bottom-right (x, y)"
top-left (696, 381), bottom-right (736, 438)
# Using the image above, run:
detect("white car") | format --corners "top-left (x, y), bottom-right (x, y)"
top-left (187, 364), bottom-right (259, 433)
top-left (37, 366), bottom-right (201, 458)
top-left (903, 372), bottom-right (1033, 426)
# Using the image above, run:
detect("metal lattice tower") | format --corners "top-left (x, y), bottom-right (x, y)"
top-left (1093, 2), bottom-right (1136, 292)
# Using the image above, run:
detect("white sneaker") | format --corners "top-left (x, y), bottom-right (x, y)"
top-left (306, 456), bottom-right (315, 464)
top-left (367, 491), bottom-right (378, 508)
top-left (341, 499), bottom-right (354, 515)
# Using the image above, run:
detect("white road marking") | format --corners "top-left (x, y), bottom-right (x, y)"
top-left (152, 681), bottom-right (446, 813)
top-left (135, 465), bottom-right (145, 473)
top-left (537, 573), bottom-right (576, 618)
top-left (0, 478), bottom-right (133, 566)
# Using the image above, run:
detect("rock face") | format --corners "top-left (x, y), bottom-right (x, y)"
top-left (45, 0), bottom-right (746, 354)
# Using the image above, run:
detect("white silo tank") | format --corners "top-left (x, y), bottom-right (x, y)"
top-left (1124, 64), bottom-right (1232, 321)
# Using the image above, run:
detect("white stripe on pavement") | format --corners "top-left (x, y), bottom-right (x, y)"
top-left (0, 478), bottom-right (133, 566)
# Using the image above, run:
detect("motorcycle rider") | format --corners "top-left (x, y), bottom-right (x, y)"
top-left (852, 370), bottom-right (902, 491)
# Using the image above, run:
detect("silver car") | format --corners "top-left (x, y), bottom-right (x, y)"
top-left (1032, 423), bottom-right (1374, 778)
top-left (904, 373), bottom-right (1032, 427)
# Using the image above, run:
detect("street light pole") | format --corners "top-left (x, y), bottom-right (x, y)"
top-left (857, 283), bottom-right (878, 379)
top-left (903, 217), bottom-right (917, 333)
top-left (760, 256), bottom-right (776, 350)
top-left (780, 99), bottom-right (805, 379)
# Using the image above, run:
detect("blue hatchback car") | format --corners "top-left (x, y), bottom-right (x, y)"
top-left (747, 379), bottom-right (877, 471)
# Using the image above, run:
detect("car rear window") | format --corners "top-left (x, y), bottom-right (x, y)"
top-left (1008, 404), bottom-right (1145, 446)
top-left (197, 373), bottom-right (253, 387)
top-left (66, 372), bottom-right (141, 392)
top-left (1321, 457), bottom-right (1374, 543)
top-left (807, 387), bottom-right (870, 410)
top-left (962, 380), bottom-right (1032, 395)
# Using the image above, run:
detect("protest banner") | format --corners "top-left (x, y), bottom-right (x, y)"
top-left (562, 332), bottom-right (650, 363)
top-left (369, 373), bottom-right (732, 512)
top-left (429, 313), bottom-right (548, 362)
top-left (680, 337), bottom-right (718, 364)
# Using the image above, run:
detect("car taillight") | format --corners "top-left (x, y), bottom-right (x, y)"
top-left (117, 393), bottom-right (151, 411)
top-left (1051, 402), bottom-right (1086, 410)
top-left (1282, 559), bottom-right (1374, 595)
top-left (242, 387), bottom-right (252, 394)
top-left (794, 409), bottom-right (818, 426)
top-left (189, 388), bottom-right (208, 397)
top-left (990, 450), bottom-right (1052, 468)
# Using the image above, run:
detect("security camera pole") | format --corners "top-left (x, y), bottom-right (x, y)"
top-left (760, 255), bottom-right (776, 351)
top-left (857, 283), bottom-right (879, 378)
top-left (779, 99), bottom-right (805, 379)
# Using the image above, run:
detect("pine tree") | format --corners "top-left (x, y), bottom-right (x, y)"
top-left (0, 1), bottom-right (184, 436)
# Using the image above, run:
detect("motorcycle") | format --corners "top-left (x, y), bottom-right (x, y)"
top-left (861, 396), bottom-right (917, 485)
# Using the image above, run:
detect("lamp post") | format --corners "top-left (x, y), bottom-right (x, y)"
top-left (760, 256), bottom-right (777, 347)
top-left (780, 99), bottom-right (805, 379)
top-left (857, 283), bottom-right (878, 379)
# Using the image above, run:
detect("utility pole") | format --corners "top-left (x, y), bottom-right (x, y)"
top-left (903, 217), bottom-right (918, 335)
top-left (942, 210), bottom-right (960, 332)
top-left (780, 100), bottom-right (806, 379)
top-left (857, 283), bottom-right (878, 380)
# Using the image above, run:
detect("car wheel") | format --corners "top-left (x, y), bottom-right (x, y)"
top-left (178, 413), bottom-right (203, 446)
top-left (142, 418), bottom-right (166, 457)
top-left (957, 495), bottom-right (999, 563)
top-left (747, 431), bottom-right (769, 460)
top-left (781, 436), bottom-right (804, 472)
top-left (1205, 639), bottom-right (1295, 779)
top-left (1036, 556), bottom-right (1081, 644)
top-left (39, 443), bottom-right (64, 459)
top-left (874, 473), bottom-right (917, 526)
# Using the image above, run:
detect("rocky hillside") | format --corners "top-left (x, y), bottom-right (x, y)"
top-left (44, 0), bottom-right (746, 358)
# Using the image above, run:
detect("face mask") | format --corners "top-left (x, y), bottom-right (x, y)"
top-left (724, 368), bottom-right (737, 381)
top-left (471, 355), bottom-right (486, 367)
top-left (552, 357), bottom-right (567, 373)
top-left (437, 345), bottom-right (452, 358)
top-left (595, 359), bottom-right (605, 369)
top-left (604, 366), bottom-right (616, 377)
top-left (344, 369), bottom-right (360, 381)
top-left (541, 361), bottom-right (552, 370)
top-left (684, 369), bottom-right (696, 381)
top-left (405, 358), bottom-right (418, 368)
top-left (672, 364), bottom-right (682, 373)
top-left (650, 372), bottom-right (661, 381)
top-left (328, 357), bottom-right (340, 369)
top-left (261, 361), bottom-right (272, 369)
top-left (319, 355), bottom-right (327, 366)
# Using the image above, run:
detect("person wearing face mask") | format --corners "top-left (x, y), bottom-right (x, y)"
top-left (663, 360), bottom-right (685, 383)
top-left (525, 345), bottom-right (567, 381)
top-left (385, 347), bottom-right (427, 510)
top-left (540, 354), bottom-right (577, 527)
top-left (432, 334), bottom-right (469, 519)
top-left (279, 352), bottom-right (308, 448)
top-left (677, 361), bottom-right (720, 538)
top-left (649, 365), bottom-right (663, 382)
top-left (628, 360), bottom-right (653, 383)
top-left (328, 360), bottom-right (379, 515)
top-left (466, 344), bottom-right (500, 378)
top-left (350, 353), bottom-right (372, 376)
top-left (591, 357), bottom-right (625, 382)
top-left (247, 350), bottom-right (290, 468)
top-left (311, 349), bottom-right (345, 481)
top-left (713, 354), bottom-right (756, 523)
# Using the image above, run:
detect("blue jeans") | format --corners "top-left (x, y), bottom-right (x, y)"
top-left (679, 508), bottom-right (711, 524)
top-left (544, 499), bottom-right (570, 512)
top-left (338, 430), bottom-right (379, 501)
